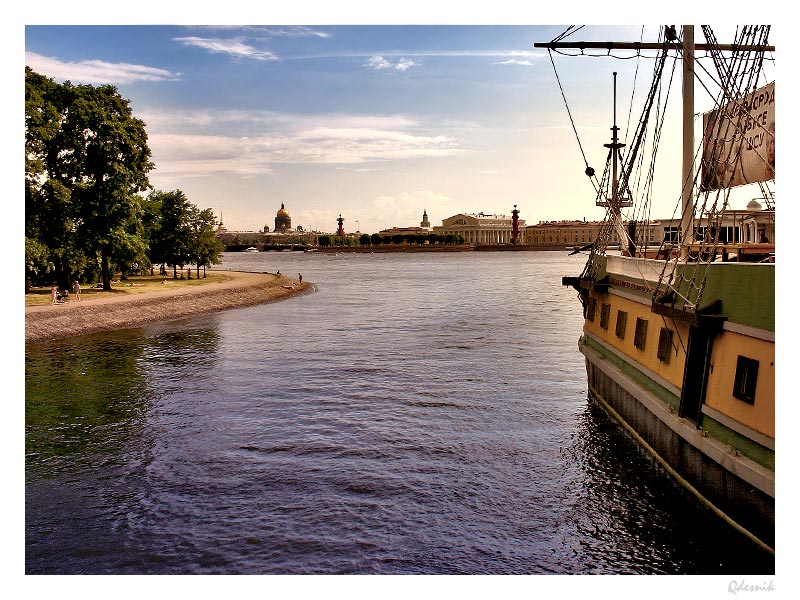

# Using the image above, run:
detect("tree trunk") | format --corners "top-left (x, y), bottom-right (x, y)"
top-left (101, 247), bottom-right (111, 290)
top-left (173, 264), bottom-right (177, 279)
top-left (196, 264), bottom-right (200, 279)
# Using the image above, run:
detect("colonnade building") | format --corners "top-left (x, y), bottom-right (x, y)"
top-left (433, 212), bottom-right (525, 245)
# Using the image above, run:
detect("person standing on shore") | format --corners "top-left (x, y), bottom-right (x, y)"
top-left (298, 273), bottom-right (303, 284)
top-left (73, 280), bottom-right (81, 301)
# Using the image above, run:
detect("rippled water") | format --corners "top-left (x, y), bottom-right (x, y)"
top-left (25, 251), bottom-right (774, 575)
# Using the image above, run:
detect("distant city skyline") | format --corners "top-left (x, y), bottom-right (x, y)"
top-left (19, 8), bottom-right (782, 236)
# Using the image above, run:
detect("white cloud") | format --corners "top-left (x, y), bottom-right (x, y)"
top-left (365, 55), bottom-right (420, 71)
top-left (142, 109), bottom-right (463, 181)
top-left (138, 109), bottom-right (419, 135)
top-left (495, 59), bottom-right (535, 66)
top-left (25, 51), bottom-right (179, 85)
top-left (193, 26), bottom-right (330, 39)
top-left (173, 37), bottom-right (279, 61)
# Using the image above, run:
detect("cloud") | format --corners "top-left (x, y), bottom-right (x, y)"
top-left (370, 190), bottom-right (459, 229)
top-left (495, 59), bottom-right (535, 66)
top-left (192, 25), bottom-right (330, 39)
top-left (173, 37), bottom-right (279, 61)
top-left (259, 26), bottom-right (330, 39)
top-left (138, 109), bottom-right (419, 135)
top-left (365, 55), bottom-right (420, 71)
top-left (143, 109), bottom-right (464, 182)
top-left (25, 51), bottom-right (179, 85)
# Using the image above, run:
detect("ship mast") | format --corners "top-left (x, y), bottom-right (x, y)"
top-left (535, 26), bottom-right (775, 253)
top-left (679, 25), bottom-right (695, 255)
top-left (600, 72), bottom-right (631, 251)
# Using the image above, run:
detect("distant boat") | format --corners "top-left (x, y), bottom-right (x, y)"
top-left (244, 247), bottom-right (259, 253)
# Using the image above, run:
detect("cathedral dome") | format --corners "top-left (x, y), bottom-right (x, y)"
top-left (274, 203), bottom-right (292, 232)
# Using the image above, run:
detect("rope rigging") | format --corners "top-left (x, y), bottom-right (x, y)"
top-left (548, 25), bottom-right (774, 318)
top-left (651, 25), bottom-right (773, 313)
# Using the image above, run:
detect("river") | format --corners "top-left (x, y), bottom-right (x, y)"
top-left (25, 250), bottom-right (775, 576)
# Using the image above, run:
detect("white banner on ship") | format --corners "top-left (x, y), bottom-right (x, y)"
top-left (701, 81), bottom-right (775, 190)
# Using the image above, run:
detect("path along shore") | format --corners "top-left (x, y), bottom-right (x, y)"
top-left (25, 271), bottom-right (309, 344)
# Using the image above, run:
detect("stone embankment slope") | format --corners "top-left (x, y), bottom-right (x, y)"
top-left (25, 271), bottom-right (309, 343)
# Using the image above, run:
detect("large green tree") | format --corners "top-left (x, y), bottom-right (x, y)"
top-left (25, 67), bottom-right (153, 290)
top-left (25, 68), bottom-right (81, 289)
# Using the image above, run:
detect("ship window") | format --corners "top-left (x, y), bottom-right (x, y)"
top-left (600, 303), bottom-right (611, 330)
top-left (615, 310), bottom-right (627, 339)
top-left (586, 297), bottom-right (597, 322)
top-left (657, 327), bottom-right (673, 363)
top-left (634, 318), bottom-right (648, 350)
top-left (733, 356), bottom-right (759, 404)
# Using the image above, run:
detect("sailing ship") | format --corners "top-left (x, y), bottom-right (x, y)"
top-left (536, 26), bottom-right (775, 553)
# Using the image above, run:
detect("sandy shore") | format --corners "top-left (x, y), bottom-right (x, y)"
top-left (25, 271), bottom-right (310, 344)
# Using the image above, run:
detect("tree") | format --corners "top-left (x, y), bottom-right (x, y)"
top-left (25, 237), bottom-right (52, 293)
top-left (149, 190), bottom-right (195, 278)
top-left (359, 234), bottom-right (371, 246)
top-left (58, 82), bottom-right (152, 289)
top-left (110, 221), bottom-right (149, 280)
top-left (371, 233), bottom-right (382, 245)
top-left (392, 234), bottom-right (403, 245)
top-left (191, 208), bottom-right (224, 278)
top-left (25, 68), bottom-right (154, 290)
top-left (25, 69), bottom-right (82, 289)
top-left (319, 235), bottom-right (331, 247)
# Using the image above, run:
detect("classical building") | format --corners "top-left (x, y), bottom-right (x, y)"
top-left (433, 212), bottom-right (525, 245)
top-left (216, 203), bottom-right (322, 248)
top-left (523, 219), bottom-right (659, 248)
top-left (274, 203), bottom-right (292, 232)
top-left (659, 201), bottom-right (774, 245)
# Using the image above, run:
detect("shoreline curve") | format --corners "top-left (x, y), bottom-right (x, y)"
top-left (25, 271), bottom-right (310, 344)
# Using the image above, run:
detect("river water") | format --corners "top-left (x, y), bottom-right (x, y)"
top-left (25, 250), bottom-right (775, 576)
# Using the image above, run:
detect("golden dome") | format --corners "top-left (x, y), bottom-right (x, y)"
top-left (277, 203), bottom-right (289, 216)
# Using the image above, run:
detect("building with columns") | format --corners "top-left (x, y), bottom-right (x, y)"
top-left (433, 212), bottom-right (525, 245)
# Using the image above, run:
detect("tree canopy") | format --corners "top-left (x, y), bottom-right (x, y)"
top-left (25, 67), bottom-right (222, 291)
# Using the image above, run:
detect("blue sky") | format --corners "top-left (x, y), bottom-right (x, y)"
top-left (19, 6), bottom-right (781, 236)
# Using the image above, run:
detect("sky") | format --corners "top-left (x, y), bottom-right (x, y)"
top-left (18, 5), bottom-right (781, 236)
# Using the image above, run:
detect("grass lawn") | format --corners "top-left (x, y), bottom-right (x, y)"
top-left (26, 272), bottom-right (230, 307)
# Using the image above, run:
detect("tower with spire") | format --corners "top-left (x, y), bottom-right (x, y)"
top-left (420, 209), bottom-right (431, 229)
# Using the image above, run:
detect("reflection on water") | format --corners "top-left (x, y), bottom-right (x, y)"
top-left (25, 251), bottom-right (774, 574)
